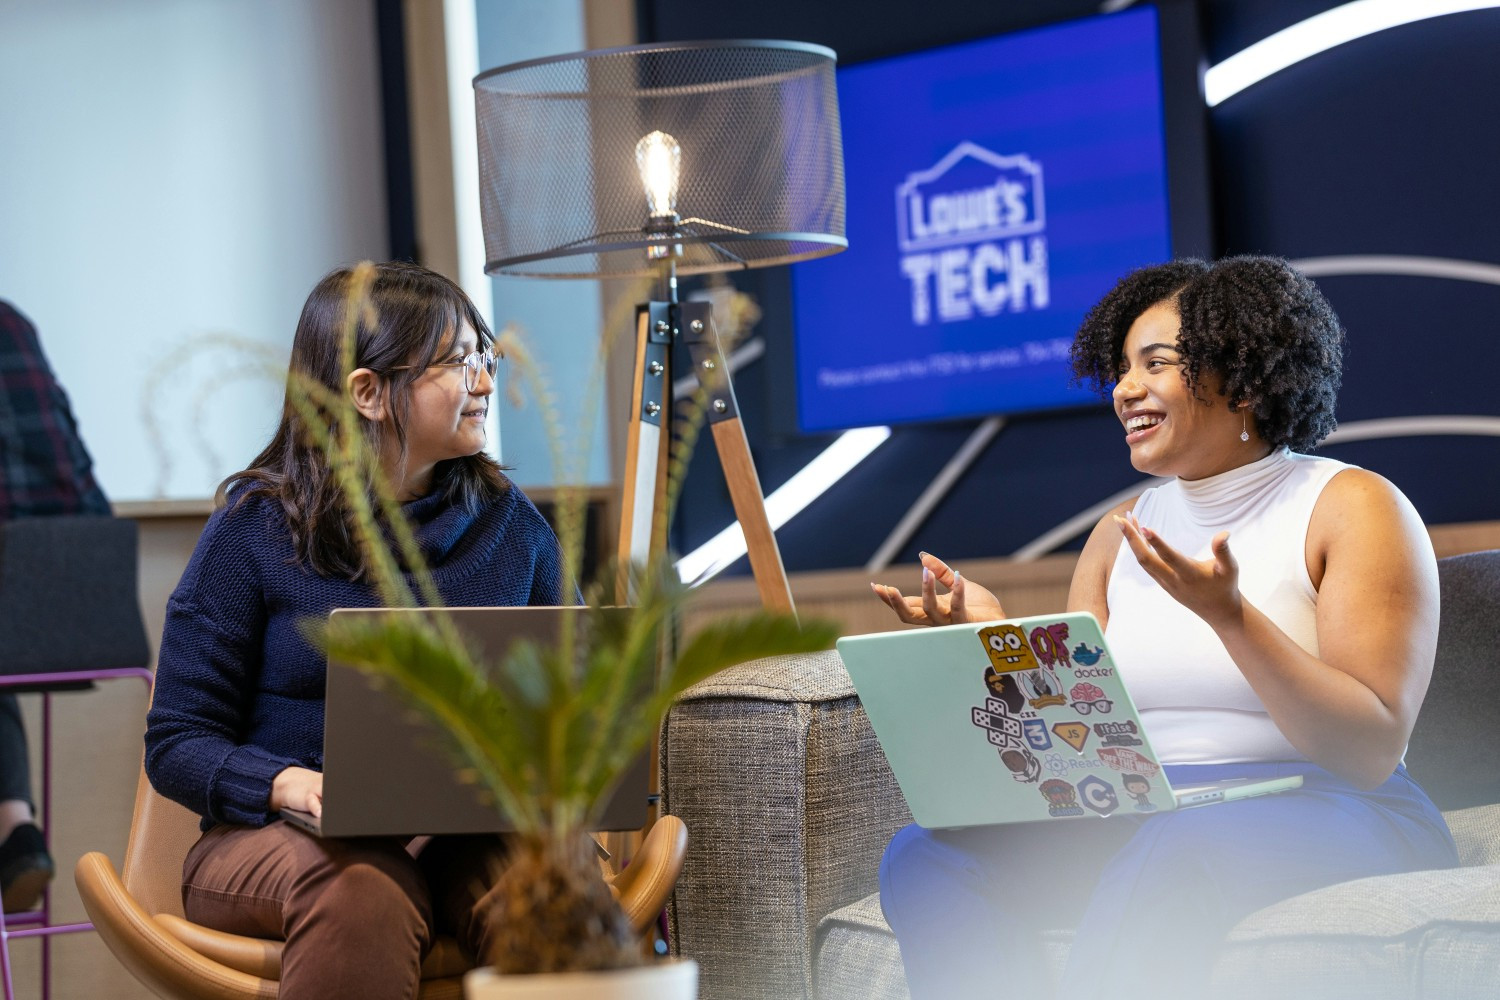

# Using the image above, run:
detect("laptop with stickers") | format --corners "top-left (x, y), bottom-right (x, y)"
top-left (836, 612), bottom-right (1302, 828)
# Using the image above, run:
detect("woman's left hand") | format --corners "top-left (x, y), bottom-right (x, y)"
top-left (1115, 512), bottom-right (1242, 629)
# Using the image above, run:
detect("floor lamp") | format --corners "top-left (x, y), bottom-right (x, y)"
top-left (473, 40), bottom-right (846, 614)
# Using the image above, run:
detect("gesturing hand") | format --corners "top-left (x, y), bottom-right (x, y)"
top-left (1115, 512), bottom-right (1243, 629)
top-left (270, 765), bottom-right (324, 818)
top-left (870, 552), bottom-right (1005, 627)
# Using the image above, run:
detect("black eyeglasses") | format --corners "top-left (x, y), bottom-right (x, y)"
top-left (388, 348), bottom-right (498, 392)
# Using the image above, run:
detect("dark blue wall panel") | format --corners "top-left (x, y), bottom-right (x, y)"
top-left (644, 1), bottom-right (1500, 574)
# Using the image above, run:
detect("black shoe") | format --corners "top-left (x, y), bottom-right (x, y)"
top-left (0, 823), bottom-right (54, 913)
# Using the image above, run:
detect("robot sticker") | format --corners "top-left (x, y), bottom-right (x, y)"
top-left (971, 697), bottom-right (1024, 750)
top-left (1076, 775), bottom-right (1119, 817)
top-left (1093, 721), bottom-right (1143, 747)
top-left (982, 667), bottom-right (1028, 716)
top-left (1051, 721), bottom-right (1090, 753)
top-left (999, 747), bottom-right (1041, 783)
top-left (1039, 778), bottom-right (1085, 818)
top-left (1022, 718), bottom-right (1052, 751)
top-left (1069, 682), bottom-right (1113, 716)
top-left (1122, 773), bottom-right (1158, 813)
top-left (1096, 747), bottom-right (1161, 777)
top-left (978, 623), bottom-right (1039, 673)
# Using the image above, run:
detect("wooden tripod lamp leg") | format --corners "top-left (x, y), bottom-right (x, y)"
top-left (679, 301), bottom-right (796, 616)
top-left (617, 302), bottom-right (674, 590)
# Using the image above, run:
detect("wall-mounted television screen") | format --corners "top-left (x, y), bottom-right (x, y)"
top-left (791, 2), bottom-right (1210, 433)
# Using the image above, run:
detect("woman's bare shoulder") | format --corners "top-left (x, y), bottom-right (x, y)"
top-left (1309, 466), bottom-right (1433, 589)
top-left (1314, 466), bottom-right (1426, 543)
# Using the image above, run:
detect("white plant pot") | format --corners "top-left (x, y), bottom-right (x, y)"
top-left (464, 959), bottom-right (698, 1000)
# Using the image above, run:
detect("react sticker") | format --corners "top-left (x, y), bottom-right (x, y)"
top-left (979, 624), bottom-right (1039, 674)
top-left (1076, 775), bottom-right (1118, 817)
top-left (1051, 721), bottom-right (1090, 753)
top-left (1039, 778), bottom-right (1085, 818)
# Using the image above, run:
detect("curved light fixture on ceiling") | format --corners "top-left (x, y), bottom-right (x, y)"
top-left (1205, 0), bottom-right (1500, 107)
top-left (1291, 255), bottom-right (1500, 286)
top-left (675, 425), bottom-right (891, 586)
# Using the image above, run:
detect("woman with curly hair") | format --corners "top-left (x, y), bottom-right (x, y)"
top-left (871, 256), bottom-right (1456, 999)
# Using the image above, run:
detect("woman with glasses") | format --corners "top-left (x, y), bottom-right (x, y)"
top-left (144, 261), bottom-right (560, 1000)
top-left (870, 256), bottom-right (1456, 1000)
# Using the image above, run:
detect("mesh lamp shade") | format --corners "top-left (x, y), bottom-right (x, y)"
top-left (474, 40), bottom-right (846, 279)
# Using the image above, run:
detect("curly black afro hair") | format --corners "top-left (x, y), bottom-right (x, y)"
top-left (1070, 255), bottom-right (1345, 451)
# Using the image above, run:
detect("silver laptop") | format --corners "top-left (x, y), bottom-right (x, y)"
top-left (281, 606), bottom-right (649, 838)
top-left (836, 612), bottom-right (1301, 828)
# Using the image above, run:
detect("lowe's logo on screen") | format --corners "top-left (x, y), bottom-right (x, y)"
top-left (895, 142), bottom-right (1050, 326)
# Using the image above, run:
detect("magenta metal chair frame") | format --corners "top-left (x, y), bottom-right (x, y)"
top-left (0, 668), bottom-right (153, 1000)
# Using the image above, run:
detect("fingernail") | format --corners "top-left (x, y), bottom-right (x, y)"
top-left (954, 571), bottom-right (962, 584)
top-left (918, 550), bottom-right (930, 560)
top-left (923, 567), bottom-right (932, 583)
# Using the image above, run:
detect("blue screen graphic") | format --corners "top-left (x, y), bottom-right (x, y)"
top-left (792, 7), bottom-right (1173, 432)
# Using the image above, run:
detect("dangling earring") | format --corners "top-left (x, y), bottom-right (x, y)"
top-left (1240, 408), bottom-right (1250, 443)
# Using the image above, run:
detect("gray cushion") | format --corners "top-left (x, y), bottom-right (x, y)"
top-left (1445, 804), bottom-right (1500, 867)
top-left (662, 651), bottom-right (912, 1000)
top-left (1407, 550), bottom-right (1500, 810)
top-left (1214, 864), bottom-right (1500, 999)
top-left (814, 894), bottom-right (908, 1000)
top-left (813, 893), bottom-right (1076, 1000)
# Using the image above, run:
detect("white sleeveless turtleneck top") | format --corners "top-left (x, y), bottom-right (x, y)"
top-left (1103, 448), bottom-right (1352, 764)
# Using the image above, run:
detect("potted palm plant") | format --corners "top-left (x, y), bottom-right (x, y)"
top-left (295, 263), bottom-right (836, 998)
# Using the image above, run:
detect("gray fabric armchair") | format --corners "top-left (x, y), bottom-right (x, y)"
top-left (660, 550), bottom-right (1500, 1000)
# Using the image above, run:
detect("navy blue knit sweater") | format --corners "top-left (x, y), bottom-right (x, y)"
top-left (144, 480), bottom-right (564, 827)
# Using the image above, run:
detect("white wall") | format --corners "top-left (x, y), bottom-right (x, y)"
top-left (0, 0), bottom-right (389, 501)
top-left (473, 0), bottom-right (612, 488)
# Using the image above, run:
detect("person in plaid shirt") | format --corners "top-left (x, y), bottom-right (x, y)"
top-left (0, 299), bottom-right (110, 911)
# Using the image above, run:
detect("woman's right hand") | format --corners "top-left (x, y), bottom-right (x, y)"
top-left (870, 552), bottom-right (1005, 626)
top-left (270, 766), bottom-right (324, 818)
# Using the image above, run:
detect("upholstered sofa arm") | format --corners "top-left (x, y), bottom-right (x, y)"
top-left (660, 650), bottom-right (913, 1000)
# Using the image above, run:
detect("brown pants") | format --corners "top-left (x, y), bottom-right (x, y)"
top-left (182, 822), bottom-right (507, 1000)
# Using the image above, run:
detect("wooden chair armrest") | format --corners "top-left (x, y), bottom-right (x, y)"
top-left (74, 851), bottom-right (276, 1000)
top-left (609, 815), bottom-right (688, 935)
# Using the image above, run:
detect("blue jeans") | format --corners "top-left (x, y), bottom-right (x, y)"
top-left (879, 762), bottom-right (1457, 1000)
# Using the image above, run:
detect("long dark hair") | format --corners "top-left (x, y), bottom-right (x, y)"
top-left (220, 261), bottom-right (509, 578)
